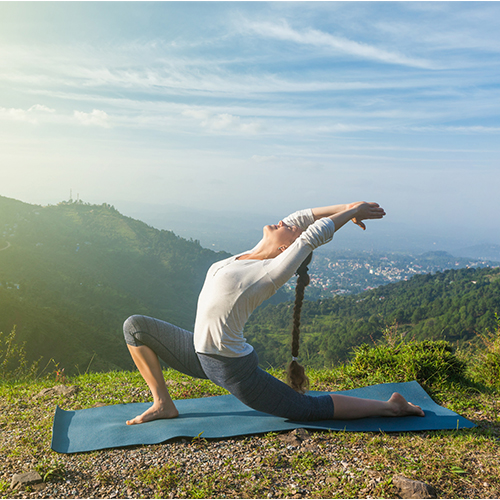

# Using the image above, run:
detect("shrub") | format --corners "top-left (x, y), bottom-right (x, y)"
top-left (347, 323), bottom-right (466, 386)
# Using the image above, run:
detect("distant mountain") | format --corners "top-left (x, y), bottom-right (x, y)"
top-left (0, 195), bottom-right (230, 373)
top-left (418, 250), bottom-right (455, 260)
top-left (454, 244), bottom-right (500, 262)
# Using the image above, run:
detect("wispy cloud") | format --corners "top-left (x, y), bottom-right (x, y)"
top-left (0, 42), bottom-right (445, 102)
top-left (243, 20), bottom-right (437, 69)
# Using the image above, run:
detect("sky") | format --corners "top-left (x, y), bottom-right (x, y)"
top-left (1, 1), bottom-right (499, 253)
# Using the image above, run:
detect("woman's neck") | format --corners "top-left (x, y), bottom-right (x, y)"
top-left (237, 252), bottom-right (266, 261)
top-left (237, 242), bottom-right (279, 261)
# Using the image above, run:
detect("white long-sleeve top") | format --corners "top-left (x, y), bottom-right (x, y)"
top-left (193, 209), bottom-right (335, 357)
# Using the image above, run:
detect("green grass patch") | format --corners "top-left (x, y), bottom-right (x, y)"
top-left (1, 335), bottom-right (500, 499)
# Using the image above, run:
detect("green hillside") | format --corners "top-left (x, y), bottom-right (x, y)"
top-left (0, 196), bottom-right (229, 374)
top-left (2, 194), bottom-right (499, 377)
top-left (245, 266), bottom-right (500, 369)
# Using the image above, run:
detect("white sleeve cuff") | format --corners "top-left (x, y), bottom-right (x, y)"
top-left (282, 208), bottom-right (315, 231)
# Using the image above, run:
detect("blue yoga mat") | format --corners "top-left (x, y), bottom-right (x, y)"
top-left (51, 381), bottom-right (475, 454)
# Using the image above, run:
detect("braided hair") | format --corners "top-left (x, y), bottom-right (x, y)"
top-left (286, 252), bottom-right (313, 394)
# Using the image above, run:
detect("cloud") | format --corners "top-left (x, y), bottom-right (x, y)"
top-left (244, 20), bottom-right (436, 69)
top-left (411, 125), bottom-right (500, 134)
top-left (0, 103), bottom-right (112, 129)
top-left (1, 42), bottom-right (429, 103)
top-left (73, 109), bottom-right (110, 128)
top-left (0, 107), bottom-right (32, 123)
top-left (182, 109), bottom-right (210, 126)
top-left (28, 104), bottom-right (55, 113)
top-left (183, 109), bottom-right (261, 134)
top-left (0, 104), bottom-right (56, 124)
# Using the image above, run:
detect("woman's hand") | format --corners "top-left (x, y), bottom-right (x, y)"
top-left (352, 217), bottom-right (367, 230)
top-left (328, 201), bottom-right (385, 233)
top-left (347, 202), bottom-right (386, 230)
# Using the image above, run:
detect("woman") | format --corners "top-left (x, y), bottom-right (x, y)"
top-left (123, 201), bottom-right (424, 425)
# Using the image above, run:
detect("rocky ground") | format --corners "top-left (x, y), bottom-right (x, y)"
top-left (4, 428), bottom-right (450, 499)
top-left (3, 416), bottom-right (500, 499)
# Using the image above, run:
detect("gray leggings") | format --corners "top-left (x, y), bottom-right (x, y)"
top-left (123, 315), bottom-right (334, 421)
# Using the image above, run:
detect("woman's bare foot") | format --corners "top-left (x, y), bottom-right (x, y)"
top-left (387, 392), bottom-right (425, 417)
top-left (126, 401), bottom-right (179, 425)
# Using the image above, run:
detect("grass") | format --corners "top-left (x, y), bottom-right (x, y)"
top-left (469, 313), bottom-right (500, 390)
top-left (1, 330), bottom-right (500, 498)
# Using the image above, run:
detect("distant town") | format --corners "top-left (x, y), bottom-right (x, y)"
top-left (283, 249), bottom-right (500, 300)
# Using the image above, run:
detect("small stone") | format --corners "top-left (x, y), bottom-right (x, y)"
top-left (278, 432), bottom-right (301, 447)
top-left (37, 385), bottom-right (80, 397)
top-left (56, 385), bottom-right (80, 396)
top-left (326, 476), bottom-right (339, 484)
top-left (37, 387), bottom-right (55, 397)
top-left (393, 474), bottom-right (437, 499)
top-left (293, 428), bottom-right (311, 441)
top-left (11, 471), bottom-right (43, 489)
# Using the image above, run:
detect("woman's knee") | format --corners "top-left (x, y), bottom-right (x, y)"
top-left (123, 315), bottom-right (145, 347)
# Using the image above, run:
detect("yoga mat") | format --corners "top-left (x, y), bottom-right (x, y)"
top-left (51, 381), bottom-right (475, 454)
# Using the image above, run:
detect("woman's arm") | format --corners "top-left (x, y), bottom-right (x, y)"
top-left (328, 202), bottom-right (386, 232)
top-left (266, 202), bottom-right (384, 287)
top-left (311, 204), bottom-right (348, 221)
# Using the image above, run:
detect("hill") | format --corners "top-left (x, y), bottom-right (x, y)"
top-left (455, 243), bottom-right (500, 262)
top-left (0, 195), bottom-right (230, 373)
top-left (245, 266), bottom-right (500, 369)
top-left (2, 194), bottom-right (499, 376)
